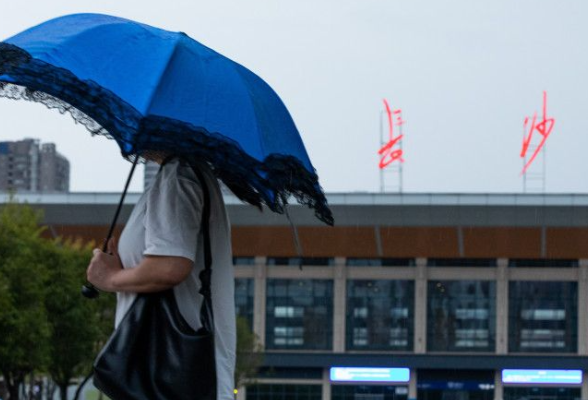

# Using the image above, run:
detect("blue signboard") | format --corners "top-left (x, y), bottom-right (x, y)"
top-left (502, 369), bottom-right (582, 385)
top-left (330, 367), bottom-right (410, 383)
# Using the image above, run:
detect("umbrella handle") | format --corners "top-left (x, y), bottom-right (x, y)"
top-left (81, 156), bottom-right (139, 299)
top-left (82, 283), bottom-right (100, 298)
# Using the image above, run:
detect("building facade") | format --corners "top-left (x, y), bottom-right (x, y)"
top-left (143, 161), bottom-right (159, 190)
top-left (5, 192), bottom-right (588, 400)
top-left (0, 139), bottom-right (69, 192)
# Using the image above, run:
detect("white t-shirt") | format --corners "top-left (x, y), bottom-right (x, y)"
top-left (117, 159), bottom-right (236, 400)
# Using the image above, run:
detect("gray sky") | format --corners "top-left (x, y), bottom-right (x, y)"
top-left (1, 0), bottom-right (587, 193)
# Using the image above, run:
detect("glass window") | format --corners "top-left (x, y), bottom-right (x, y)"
top-left (257, 367), bottom-right (323, 380)
top-left (267, 257), bottom-right (298, 266)
top-left (417, 370), bottom-right (494, 400)
top-left (508, 259), bottom-right (579, 268)
top-left (246, 384), bottom-right (322, 400)
top-left (300, 257), bottom-right (335, 266)
top-left (235, 278), bottom-right (255, 329)
top-left (418, 387), bottom-right (493, 400)
top-left (418, 390), bottom-right (493, 400)
top-left (346, 280), bottom-right (414, 351)
top-left (509, 281), bottom-right (578, 353)
top-left (347, 258), bottom-right (383, 267)
top-left (427, 258), bottom-right (497, 267)
top-left (427, 281), bottom-right (496, 352)
top-left (503, 387), bottom-right (580, 400)
top-left (234, 257), bottom-right (255, 265)
top-left (382, 258), bottom-right (416, 267)
top-left (346, 258), bottom-right (416, 267)
top-left (266, 279), bottom-right (333, 350)
top-left (267, 257), bottom-right (335, 266)
top-left (332, 385), bottom-right (409, 400)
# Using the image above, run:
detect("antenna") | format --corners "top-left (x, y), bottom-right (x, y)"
top-left (522, 131), bottom-right (547, 193)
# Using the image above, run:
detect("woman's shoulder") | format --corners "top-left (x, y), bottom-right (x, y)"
top-left (158, 158), bottom-right (215, 190)
top-left (158, 158), bottom-right (193, 180)
top-left (149, 160), bottom-right (203, 206)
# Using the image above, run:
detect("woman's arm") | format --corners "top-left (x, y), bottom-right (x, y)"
top-left (87, 237), bottom-right (193, 293)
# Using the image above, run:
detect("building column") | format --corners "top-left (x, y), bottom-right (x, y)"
top-left (582, 371), bottom-right (588, 400)
top-left (253, 257), bottom-right (267, 348)
top-left (578, 260), bottom-right (588, 355)
top-left (322, 368), bottom-right (332, 400)
top-left (493, 370), bottom-right (503, 400)
top-left (408, 369), bottom-right (417, 400)
top-left (414, 258), bottom-right (427, 353)
top-left (496, 258), bottom-right (509, 354)
top-left (333, 257), bottom-right (347, 353)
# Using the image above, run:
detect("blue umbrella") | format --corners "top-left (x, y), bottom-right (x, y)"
top-left (0, 13), bottom-right (333, 225)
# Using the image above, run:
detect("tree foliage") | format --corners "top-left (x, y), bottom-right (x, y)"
top-left (44, 239), bottom-right (105, 400)
top-left (0, 201), bottom-right (50, 400)
top-left (0, 199), bottom-right (258, 399)
top-left (234, 316), bottom-right (263, 390)
top-left (0, 200), bottom-right (116, 400)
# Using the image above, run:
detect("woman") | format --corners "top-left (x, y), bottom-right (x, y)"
top-left (86, 156), bottom-right (236, 400)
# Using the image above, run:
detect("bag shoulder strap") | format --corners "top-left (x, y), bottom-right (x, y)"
top-left (191, 165), bottom-right (212, 296)
top-left (190, 164), bottom-right (214, 331)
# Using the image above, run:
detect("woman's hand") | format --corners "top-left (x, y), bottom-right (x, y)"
top-left (87, 237), bottom-right (123, 292)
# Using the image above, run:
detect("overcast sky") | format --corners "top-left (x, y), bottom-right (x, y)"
top-left (1, 0), bottom-right (587, 194)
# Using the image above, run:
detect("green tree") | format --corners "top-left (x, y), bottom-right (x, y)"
top-left (75, 246), bottom-right (117, 400)
top-left (0, 201), bottom-right (50, 400)
top-left (234, 316), bottom-right (263, 391)
top-left (44, 239), bottom-right (103, 400)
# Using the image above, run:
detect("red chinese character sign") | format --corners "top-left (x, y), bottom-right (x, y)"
top-left (378, 99), bottom-right (405, 169)
top-left (521, 91), bottom-right (555, 176)
top-left (378, 99), bottom-right (404, 192)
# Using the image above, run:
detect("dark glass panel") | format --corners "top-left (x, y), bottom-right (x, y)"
top-left (503, 387), bottom-right (581, 400)
top-left (347, 258), bottom-right (383, 267)
top-left (267, 257), bottom-right (335, 266)
top-left (509, 281), bottom-right (578, 353)
top-left (256, 367), bottom-right (323, 380)
top-left (346, 258), bottom-right (416, 267)
top-left (417, 389), bottom-right (493, 400)
top-left (427, 280), bottom-right (496, 352)
top-left (382, 258), bottom-right (416, 267)
top-left (235, 278), bottom-right (255, 330)
top-left (346, 280), bottom-right (414, 351)
top-left (427, 258), bottom-right (497, 267)
top-left (266, 279), bottom-right (333, 350)
top-left (332, 385), bottom-right (409, 400)
top-left (234, 257), bottom-right (256, 265)
top-left (508, 259), bottom-right (579, 268)
top-left (417, 370), bottom-right (494, 400)
top-left (246, 384), bottom-right (322, 400)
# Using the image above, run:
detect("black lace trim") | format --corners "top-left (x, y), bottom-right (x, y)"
top-left (0, 43), bottom-right (333, 225)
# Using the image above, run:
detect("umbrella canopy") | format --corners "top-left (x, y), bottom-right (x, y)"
top-left (0, 13), bottom-right (333, 225)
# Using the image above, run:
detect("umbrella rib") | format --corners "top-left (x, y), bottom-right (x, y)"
top-left (232, 65), bottom-right (266, 164)
top-left (141, 33), bottom-right (183, 118)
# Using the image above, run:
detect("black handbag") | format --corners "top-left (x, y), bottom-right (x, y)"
top-left (93, 164), bottom-right (217, 400)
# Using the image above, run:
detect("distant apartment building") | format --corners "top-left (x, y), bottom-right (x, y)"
top-left (0, 139), bottom-right (69, 192)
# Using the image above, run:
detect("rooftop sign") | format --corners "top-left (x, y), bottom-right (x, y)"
top-left (378, 99), bottom-right (405, 170)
